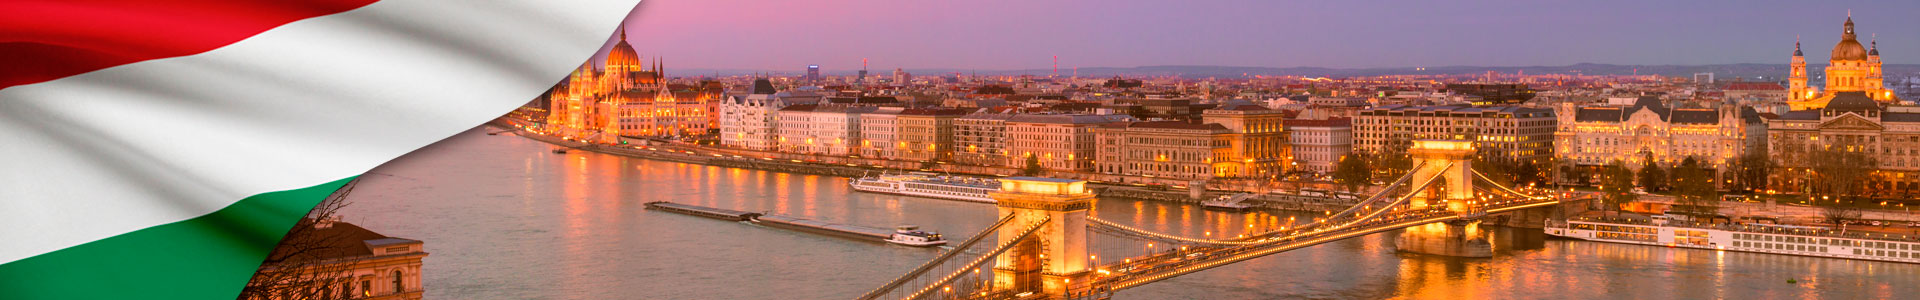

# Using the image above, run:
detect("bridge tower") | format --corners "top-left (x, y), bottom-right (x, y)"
top-left (1399, 140), bottom-right (1493, 257)
top-left (990, 177), bottom-right (1095, 299)
top-left (1407, 140), bottom-right (1475, 214)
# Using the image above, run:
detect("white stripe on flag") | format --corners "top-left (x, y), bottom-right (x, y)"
top-left (0, 0), bottom-right (644, 263)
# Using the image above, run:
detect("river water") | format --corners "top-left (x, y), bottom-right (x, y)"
top-left (340, 127), bottom-right (1920, 299)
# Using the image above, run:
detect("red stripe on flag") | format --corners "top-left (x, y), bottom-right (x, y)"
top-left (0, 0), bottom-right (380, 90)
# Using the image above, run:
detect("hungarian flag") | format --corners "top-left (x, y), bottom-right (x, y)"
top-left (0, 0), bottom-right (642, 298)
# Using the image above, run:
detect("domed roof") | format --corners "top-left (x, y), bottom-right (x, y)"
top-left (1833, 40), bottom-right (1867, 61)
top-left (606, 26), bottom-right (643, 68)
top-left (1831, 17), bottom-right (1868, 61)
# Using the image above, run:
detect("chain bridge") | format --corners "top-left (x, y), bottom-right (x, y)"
top-left (856, 140), bottom-right (1561, 300)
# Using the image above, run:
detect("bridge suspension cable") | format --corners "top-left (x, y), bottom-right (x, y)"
top-left (1470, 169), bottom-right (1546, 199)
top-left (1311, 161), bottom-right (1454, 232)
top-left (1086, 217), bottom-right (1261, 246)
top-left (857, 214), bottom-right (1018, 300)
top-left (1323, 162), bottom-right (1428, 221)
top-left (897, 217), bottom-right (1051, 300)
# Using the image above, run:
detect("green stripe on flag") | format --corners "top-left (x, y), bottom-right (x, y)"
top-left (0, 177), bottom-right (356, 299)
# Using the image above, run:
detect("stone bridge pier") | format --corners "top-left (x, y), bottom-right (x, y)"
top-left (1395, 220), bottom-right (1493, 258)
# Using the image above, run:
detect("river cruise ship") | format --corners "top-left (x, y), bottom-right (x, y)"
top-left (850, 172), bottom-right (999, 204)
top-left (1546, 216), bottom-right (1920, 264)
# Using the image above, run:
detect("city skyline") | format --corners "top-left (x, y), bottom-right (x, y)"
top-left (595, 0), bottom-right (1920, 72)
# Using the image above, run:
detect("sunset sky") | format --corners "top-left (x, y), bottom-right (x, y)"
top-left (589, 0), bottom-right (1920, 72)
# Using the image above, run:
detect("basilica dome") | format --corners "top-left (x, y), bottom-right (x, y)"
top-left (1831, 17), bottom-right (1868, 61)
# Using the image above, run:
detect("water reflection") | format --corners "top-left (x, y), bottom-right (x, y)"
top-left (342, 128), bottom-right (1920, 299)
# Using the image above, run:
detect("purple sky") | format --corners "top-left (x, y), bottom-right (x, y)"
top-left (588, 0), bottom-right (1920, 71)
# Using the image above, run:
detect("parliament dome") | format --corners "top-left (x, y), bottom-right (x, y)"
top-left (607, 27), bottom-right (642, 68)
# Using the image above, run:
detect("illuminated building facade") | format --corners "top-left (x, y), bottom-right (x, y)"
top-left (1286, 118), bottom-right (1351, 173)
top-left (955, 111), bottom-right (1016, 167)
top-left (541, 27), bottom-right (710, 142)
top-left (1092, 121), bottom-right (1236, 180)
top-left (721, 79), bottom-right (810, 150)
top-left (1556, 97), bottom-right (1765, 177)
top-left (1203, 104), bottom-right (1293, 177)
top-left (895, 109), bottom-right (969, 162)
top-left (1768, 91), bottom-right (1920, 195)
top-left (1006, 114), bottom-right (1137, 172)
top-left (1354, 105), bottom-right (1556, 163)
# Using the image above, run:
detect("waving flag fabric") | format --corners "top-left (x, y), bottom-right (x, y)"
top-left (0, 0), bottom-right (643, 298)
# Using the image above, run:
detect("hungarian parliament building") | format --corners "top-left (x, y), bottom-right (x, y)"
top-left (533, 28), bottom-right (721, 142)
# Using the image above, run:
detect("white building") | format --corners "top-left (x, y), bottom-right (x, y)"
top-left (1286, 118), bottom-right (1352, 173)
top-left (858, 107), bottom-right (906, 158)
top-left (720, 79), bottom-right (813, 151)
top-left (777, 105), bottom-right (885, 156)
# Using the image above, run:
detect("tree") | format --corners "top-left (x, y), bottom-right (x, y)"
top-left (1366, 140), bottom-right (1415, 182)
top-left (1332, 154), bottom-right (1371, 193)
top-left (1822, 204), bottom-right (1864, 227)
top-left (1637, 155), bottom-right (1668, 193)
top-left (1473, 147), bottom-right (1520, 187)
top-left (1021, 155), bottom-right (1044, 176)
top-left (1670, 157), bottom-right (1720, 217)
top-left (1808, 143), bottom-right (1877, 204)
top-left (1729, 145), bottom-right (1774, 193)
top-left (1599, 160), bottom-right (1636, 211)
top-left (239, 179), bottom-right (360, 300)
top-left (1560, 165), bottom-right (1592, 187)
top-left (1512, 161), bottom-right (1544, 188)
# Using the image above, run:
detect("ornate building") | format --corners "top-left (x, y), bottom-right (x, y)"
top-left (720, 79), bottom-right (815, 151)
top-left (541, 27), bottom-right (710, 142)
top-left (1768, 91), bottom-right (1920, 196)
top-left (1201, 104), bottom-right (1293, 177)
top-left (1555, 97), bottom-right (1765, 182)
top-left (1092, 121), bottom-right (1236, 180)
top-left (251, 220), bottom-right (426, 300)
top-left (1788, 16), bottom-right (1898, 110)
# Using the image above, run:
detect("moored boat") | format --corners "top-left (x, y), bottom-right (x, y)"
top-left (850, 172), bottom-right (999, 204)
top-left (1547, 216), bottom-right (1920, 264)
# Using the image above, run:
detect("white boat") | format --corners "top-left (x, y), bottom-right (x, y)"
top-left (1546, 217), bottom-right (1920, 264)
top-left (850, 172), bottom-right (998, 204)
top-left (887, 225), bottom-right (947, 247)
top-left (1201, 193), bottom-right (1256, 212)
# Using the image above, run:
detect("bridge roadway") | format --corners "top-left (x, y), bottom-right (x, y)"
top-left (1065, 197), bottom-right (1560, 299)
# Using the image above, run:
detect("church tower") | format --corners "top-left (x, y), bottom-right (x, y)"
top-left (1789, 37), bottom-right (1811, 102)
top-left (1868, 36), bottom-right (1887, 99)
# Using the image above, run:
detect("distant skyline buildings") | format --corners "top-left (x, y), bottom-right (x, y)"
top-left (590, 0), bottom-right (1920, 72)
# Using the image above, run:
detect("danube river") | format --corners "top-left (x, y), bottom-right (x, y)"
top-left (341, 127), bottom-right (1919, 299)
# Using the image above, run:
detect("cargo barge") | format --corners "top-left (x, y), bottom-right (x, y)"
top-left (645, 201), bottom-right (945, 247)
top-left (644, 201), bottom-right (760, 221)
